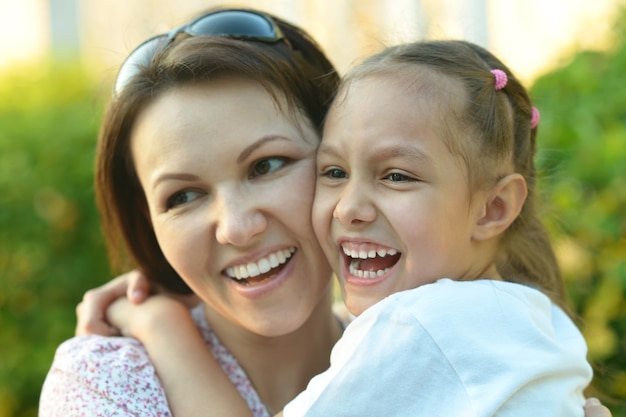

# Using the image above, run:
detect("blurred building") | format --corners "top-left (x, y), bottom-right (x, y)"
top-left (1, 0), bottom-right (624, 85)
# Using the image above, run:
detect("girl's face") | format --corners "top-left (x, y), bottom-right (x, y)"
top-left (131, 78), bottom-right (333, 337)
top-left (313, 75), bottom-right (491, 316)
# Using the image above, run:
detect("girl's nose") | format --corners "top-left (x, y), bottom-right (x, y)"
top-left (332, 181), bottom-right (376, 226)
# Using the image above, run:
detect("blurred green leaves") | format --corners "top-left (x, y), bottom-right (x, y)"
top-left (0, 62), bottom-right (110, 417)
top-left (532, 9), bottom-right (626, 411)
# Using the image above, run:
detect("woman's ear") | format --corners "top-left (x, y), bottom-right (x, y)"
top-left (472, 173), bottom-right (527, 241)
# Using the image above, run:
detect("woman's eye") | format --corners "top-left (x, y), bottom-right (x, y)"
top-left (320, 167), bottom-right (347, 179)
top-left (166, 190), bottom-right (202, 210)
top-left (250, 157), bottom-right (287, 178)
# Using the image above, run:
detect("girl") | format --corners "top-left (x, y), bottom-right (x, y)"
top-left (99, 40), bottom-right (596, 416)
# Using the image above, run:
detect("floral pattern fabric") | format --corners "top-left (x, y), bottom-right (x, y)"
top-left (39, 304), bottom-right (270, 417)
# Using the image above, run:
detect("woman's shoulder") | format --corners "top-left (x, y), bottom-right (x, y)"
top-left (52, 334), bottom-right (155, 375)
top-left (39, 335), bottom-right (171, 417)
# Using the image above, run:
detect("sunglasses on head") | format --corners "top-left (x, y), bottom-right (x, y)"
top-left (113, 9), bottom-right (285, 95)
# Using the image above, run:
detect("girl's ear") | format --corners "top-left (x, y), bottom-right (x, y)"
top-left (472, 173), bottom-right (527, 241)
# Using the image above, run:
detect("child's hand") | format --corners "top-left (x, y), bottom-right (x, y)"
top-left (106, 295), bottom-right (191, 342)
top-left (75, 270), bottom-right (200, 337)
top-left (75, 270), bottom-right (151, 336)
top-left (584, 398), bottom-right (612, 417)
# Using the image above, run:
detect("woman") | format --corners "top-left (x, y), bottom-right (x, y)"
top-left (39, 8), bottom-right (343, 416)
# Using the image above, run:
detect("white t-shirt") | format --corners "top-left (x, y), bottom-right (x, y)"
top-left (284, 279), bottom-right (592, 417)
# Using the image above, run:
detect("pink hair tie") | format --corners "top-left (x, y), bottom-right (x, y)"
top-left (530, 106), bottom-right (541, 129)
top-left (490, 69), bottom-right (507, 90)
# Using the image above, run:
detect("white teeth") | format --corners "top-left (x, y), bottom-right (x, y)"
top-left (269, 253), bottom-right (279, 268)
top-left (225, 248), bottom-right (295, 280)
top-left (341, 243), bottom-right (399, 279)
top-left (238, 265), bottom-right (249, 279)
top-left (247, 262), bottom-right (260, 277)
top-left (342, 245), bottom-right (398, 260)
top-left (258, 258), bottom-right (271, 273)
top-left (349, 261), bottom-right (391, 279)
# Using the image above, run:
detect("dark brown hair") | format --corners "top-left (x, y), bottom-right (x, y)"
top-left (95, 10), bottom-right (339, 293)
top-left (338, 40), bottom-right (566, 307)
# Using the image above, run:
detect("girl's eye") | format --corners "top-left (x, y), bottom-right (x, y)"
top-left (385, 172), bottom-right (415, 183)
top-left (166, 190), bottom-right (203, 210)
top-left (320, 167), bottom-right (347, 180)
top-left (250, 157), bottom-right (288, 178)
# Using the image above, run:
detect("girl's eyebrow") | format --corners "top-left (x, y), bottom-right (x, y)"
top-left (317, 142), bottom-right (433, 164)
top-left (316, 143), bottom-right (340, 158)
top-left (372, 144), bottom-right (433, 164)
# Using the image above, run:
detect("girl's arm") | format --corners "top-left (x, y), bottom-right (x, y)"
top-left (76, 269), bottom-right (200, 336)
top-left (106, 296), bottom-right (253, 417)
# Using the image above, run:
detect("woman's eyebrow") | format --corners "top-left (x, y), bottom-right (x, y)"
top-left (237, 135), bottom-right (291, 163)
top-left (152, 173), bottom-right (200, 191)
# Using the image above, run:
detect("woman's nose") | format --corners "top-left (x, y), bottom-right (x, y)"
top-left (213, 191), bottom-right (267, 246)
top-left (332, 181), bottom-right (376, 226)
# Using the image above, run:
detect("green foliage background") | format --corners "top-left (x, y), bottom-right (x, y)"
top-left (0, 65), bottom-right (110, 417)
top-left (1, 17), bottom-right (625, 417)
top-left (531, 12), bottom-right (626, 414)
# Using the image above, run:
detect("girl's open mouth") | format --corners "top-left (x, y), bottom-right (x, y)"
top-left (341, 243), bottom-right (401, 279)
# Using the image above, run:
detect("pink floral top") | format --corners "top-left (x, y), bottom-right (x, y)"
top-left (39, 304), bottom-right (271, 417)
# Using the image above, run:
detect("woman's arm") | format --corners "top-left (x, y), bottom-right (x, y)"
top-left (106, 296), bottom-right (253, 417)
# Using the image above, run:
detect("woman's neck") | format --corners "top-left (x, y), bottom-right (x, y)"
top-left (204, 287), bottom-right (343, 412)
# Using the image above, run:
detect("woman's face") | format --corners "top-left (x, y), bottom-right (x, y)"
top-left (130, 77), bottom-right (333, 337)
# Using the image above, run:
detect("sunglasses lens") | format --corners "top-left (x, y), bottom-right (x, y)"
top-left (188, 10), bottom-right (281, 41)
top-left (114, 35), bottom-right (168, 94)
top-left (113, 10), bottom-right (283, 95)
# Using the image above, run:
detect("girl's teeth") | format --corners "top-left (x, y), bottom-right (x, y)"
top-left (342, 245), bottom-right (398, 259)
top-left (349, 261), bottom-right (391, 279)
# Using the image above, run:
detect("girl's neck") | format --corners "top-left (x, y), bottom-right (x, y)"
top-left (204, 287), bottom-right (343, 412)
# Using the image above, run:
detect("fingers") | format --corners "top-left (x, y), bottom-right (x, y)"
top-left (75, 271), bottom-right (144, 336)
top-left (127, 270), bottom-right (200, 308)
top-left (127, 270), bottom-right (152, 304)
top-left (584, 398), bottom-right (612, 417)
top-left (75, 299), bottom-right (120, 337)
